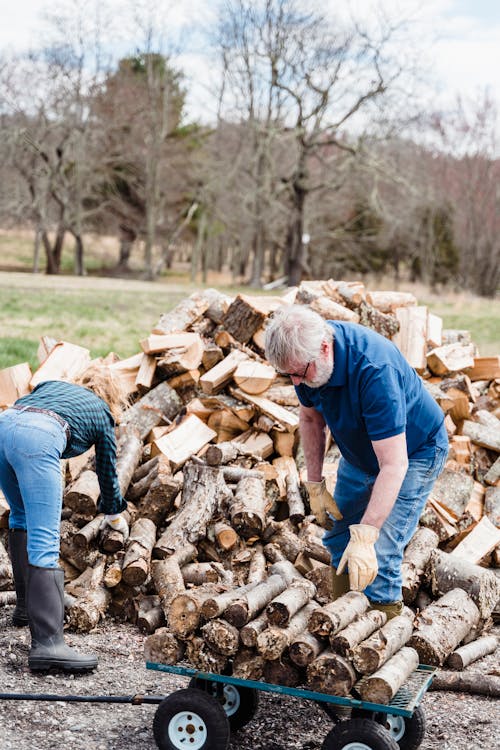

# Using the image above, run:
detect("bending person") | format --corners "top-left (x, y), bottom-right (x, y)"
top-left (265, 305), bottom-right (448, 620)
top-left (0, 365), bottom-right (129, 671)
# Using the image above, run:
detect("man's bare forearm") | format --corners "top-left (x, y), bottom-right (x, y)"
top-left (300, 406), bottom-right (327, 482)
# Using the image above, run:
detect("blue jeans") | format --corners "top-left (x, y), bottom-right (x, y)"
top-left (323, 446), bottom-right (448, 603)
top-left (0, 407), bottom-right (67, 568)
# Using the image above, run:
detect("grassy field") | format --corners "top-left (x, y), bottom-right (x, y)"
top-left (0, 228), bottom-right (498, 371)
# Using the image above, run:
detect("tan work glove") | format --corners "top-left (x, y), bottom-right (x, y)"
top-left (305, 478), bottom-right (343, 529)
top-left (337, 523), bottom-right (379, 591)
top-left (100, 513), bottom-right (129, 542)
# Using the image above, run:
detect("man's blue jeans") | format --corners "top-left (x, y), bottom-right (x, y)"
top-left (0, 408), bottom-right (67, 568)
top-left (323, 446), bottom-right (448, 603)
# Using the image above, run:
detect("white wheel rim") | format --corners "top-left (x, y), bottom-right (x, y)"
top-left (222, 684), bottom-right (241, 717)
top-left (342, 743), bottom-right (375, 750)
top-left (382, 713), bottom-right (406, 742)
top-left (167, 710), bottom-right (207, 749)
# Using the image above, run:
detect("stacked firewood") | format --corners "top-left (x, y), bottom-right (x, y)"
top-left (0, 280), bottom-right (499, 699)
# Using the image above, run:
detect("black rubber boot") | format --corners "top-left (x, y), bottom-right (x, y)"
top-left (27, 565), bottom-right (98, 672)
top-left (8, 529), bottom-right (29, 627)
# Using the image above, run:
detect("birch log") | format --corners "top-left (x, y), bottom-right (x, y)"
top-left (200, 618), bottom-right (240, 656)
top-left (120, 381), bottom-right (183, 440)
top-left (352, 614), bottom-right (414, 675)
top-left (265, 579), bottom-right (316, 627)
top-left (401, 527), bottom-right (440, 603)
top-left (355, 647), bottom-right (419, 704)
top-left (409, 588), bottom-right (480, 666)
top-left (151, 543), bottom-right (197, 617)
top-left (306, 651), bottom-right (358, 696)
top-left (446, 635), bottom-right (498, 670)
top-left (144, 628), bottom-right (185, 665)
top-left (429, 549), bottom-right (500, 619)
top-left (224, 574), bottom-right (288, 627)
top-left (329, 610), bottom-right (388, 656)
top-left (257, 601), bottom-right (319, 660)
top-left (154, 462), bottom-right (230, 558)
top-left (308, 592), bottom-right (369, 638)
top-left (230, 475), bottom-right (267, 538)
top-left (289, 630), bottom-right (325, 667)
top-left (122, 517), bottom-right (156, 585)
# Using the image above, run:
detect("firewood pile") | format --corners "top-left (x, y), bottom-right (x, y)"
top-left (1, 280), bottom-right (499, 700)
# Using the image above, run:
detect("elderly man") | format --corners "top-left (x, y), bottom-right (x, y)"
top-left (265, 305), bottom-right (448, 619)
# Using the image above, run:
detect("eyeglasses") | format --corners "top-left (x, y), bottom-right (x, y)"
top-left (278, 360), bottom-right (311, 380)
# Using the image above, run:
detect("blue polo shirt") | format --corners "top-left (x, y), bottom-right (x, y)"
top-left (295, 322), bottom-right (447, 475)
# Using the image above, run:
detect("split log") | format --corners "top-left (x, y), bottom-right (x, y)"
top-left (355, 647), bottom-right (419, 704)
top-left (232, 650), bottom-right (265, 680)
top-left (200, 618), bottom-right (240, 656)
top-left (469, 356), bottom-right (500, 381)
top-left (450, 516), bottom-right (500, 563)
top-left (429, 549), bottom-right (500, 619)
top-left (265, 579), bottom-right (316, 627)
top-left (308, 592), bottom-right (369, 638)
top-left (144, 628), bottom-right (186, 665)
top-left (151, 543), bottom-right (197, 617)
top-left (185, 636), bottom-right (228, 674)
top-left (352, 614), bottom-right (414, 675)
top-left (120, 381), bottom-right (183, 440)
top-left (233, 360), bottom-right (276, 395)
top-left (200, 349), bottom-right (248, 394)
top-left (230, 474), bottom-right (267, 539)
top-left (366, 290), bottom-right (417, 312)
top-left (122, 517), bottom-right (156, 586)
top-left (135, 353), bottom-right (157, 391)
top-left (429, 670), bottom-right (500, 697)
top-left (392, 306), bottom-right (427, 372)
top-left (154, 462), bottom-right (230, 558)
top-left (461, 420), bottom-right (500, 453)
top-left (224, 574), bottom-right (288, 627)
top-left (310, 296), bottom-right (360, 323)
top-left (152, 415), bottom-right (217, 472)
top-left (154, 293), bottom-right (210, 334)
top-left (289, 630), bottom-right (325, 667)
top-left (221, 294), bottom-right (269, 343)
top-left (446, 634), bottom-right (498, 670)
top-left (401, 526), bottom-right (440, 604)
top-left (329, 610), bottom-right (388, 656)
top-left (408, 588), bottom-right (480, 666)
top-left (357, 302), bottom-right (399, 338)
top-left (65, 556), bottom-right (106, 597)
top-left (306, 651), bottom-right (358, 696)
top-left (230, 388), bottom-right (299, 433)
top-left (484, 456), bottom-right (500, 486)
top-left (426, 343), bottom-right (475, 376)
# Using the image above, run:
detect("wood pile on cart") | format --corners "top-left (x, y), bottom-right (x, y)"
top-left (0, 280), bottom-right (499, 701)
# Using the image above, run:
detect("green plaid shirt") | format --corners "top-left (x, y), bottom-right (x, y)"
top-left (15, 380), bottom-right (126, 514)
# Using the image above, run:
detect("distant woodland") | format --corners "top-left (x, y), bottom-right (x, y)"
top-left (0, 0), bottom-right (498, 295)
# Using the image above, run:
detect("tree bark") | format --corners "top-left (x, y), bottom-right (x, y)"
top-left (429, 549), bottom-right (500, 619)
top-left (429, 670), bottom-right (500, 697)
top-left (122, 517), bottom-right (156, 586)
top-left (355, 647), bottom-right (419, 704)
top-left (330, 610), bottom-right (388, 657)
top-left (446, 634), bottom-right (498, 670)
top-left (230, 474), bottom-right (267, 539)
top-left (120, 381), bottom-right (183, 440)
top-left (306, 651), bottom-right (358, 696)
top-left (352, 614), bottom-right (414, 675)
top-left (308, 592), bottom-right (369, 638)
top-left (401, 526), bottom-right (440, 604)
top-left (408, 588), bottom-right (480, 666)
top-left (201, 618), bottom-right (240, 656)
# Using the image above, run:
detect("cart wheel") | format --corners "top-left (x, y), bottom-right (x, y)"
top-left (188, 677), bottom-right (259, 730)
top-left (351, 706), bottom-right (426, 750)
top-left (152, 687), bottom-right (230, 750)
top-left (322, 717), bottom-right (399, 750)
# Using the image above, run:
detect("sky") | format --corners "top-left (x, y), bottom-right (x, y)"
top-left (1, 0), bottom-right (499, 123)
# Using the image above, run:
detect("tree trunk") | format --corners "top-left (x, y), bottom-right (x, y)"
top-left (144, 627), bottom-right (185, 665)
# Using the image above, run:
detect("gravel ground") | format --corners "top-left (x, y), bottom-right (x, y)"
top-left (0, 607), bottom-right (498, 750)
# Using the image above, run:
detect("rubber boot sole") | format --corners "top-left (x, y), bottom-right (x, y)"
top-left (29, 656), bottom-right (98, 672)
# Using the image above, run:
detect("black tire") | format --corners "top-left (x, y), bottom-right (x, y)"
top-left (351, 706), bottom-right (426, 750)
top-left (188, 677), bottom-right (259, 731)
top-left (322, 717), bottom-right (400, 750)
top-left (152, 688), bottom-right (230, 750)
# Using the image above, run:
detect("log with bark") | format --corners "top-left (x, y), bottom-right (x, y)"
top-left (408, 588), bottom-right (480, 665)
top-left (257, 601), bottom-right (319, 660)
top-left (120, 381), bottom-right (183, 440)
top-left (429, 549), bottom-right (500, 619)
top-left (289, 630), bottom-right (325, 667)
top-left (224, 573), bottom-right (288, 627)
top-left (154, 462), bottom-right (231, 558)
top-left (0, 539), bottom-right (13, 590)
top-left (351, 613), bottom-right (414, 675)
top-left (429, 670), bottom-right (500, 697)
top-left (329, 610), bottom-right (388, 657)
top-left (185, 636), bottom-right (228, 674)
top-left (446, 634), bottom-right (498, 670)
top-left (265, 579), bottom-right (316, 627)
top-left (306, 651), bottom-right (358, 696)
top-left (230, 474), bottom-right (267, 539)
top-left (308, 592), bottom-right (369, 638)
top-left (200, 618), bottom-right (240, 656)
top-left (122, 517), bottom-right (156, 586)
top-left (168, 583), bottom-right (225, 639)
top-left (355, 647), bottom-right (419, 704)
top-left (144, 627), bottom-right (186, 665)
top-left (401, 526), bottom-right (440, 604)
top-left (232, 649), bottom-right (265, 680)
top-left (151, 543), bottom-right (197, 617)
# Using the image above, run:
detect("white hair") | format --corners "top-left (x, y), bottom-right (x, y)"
top-left (265, 304), bottom-right (333, 371)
